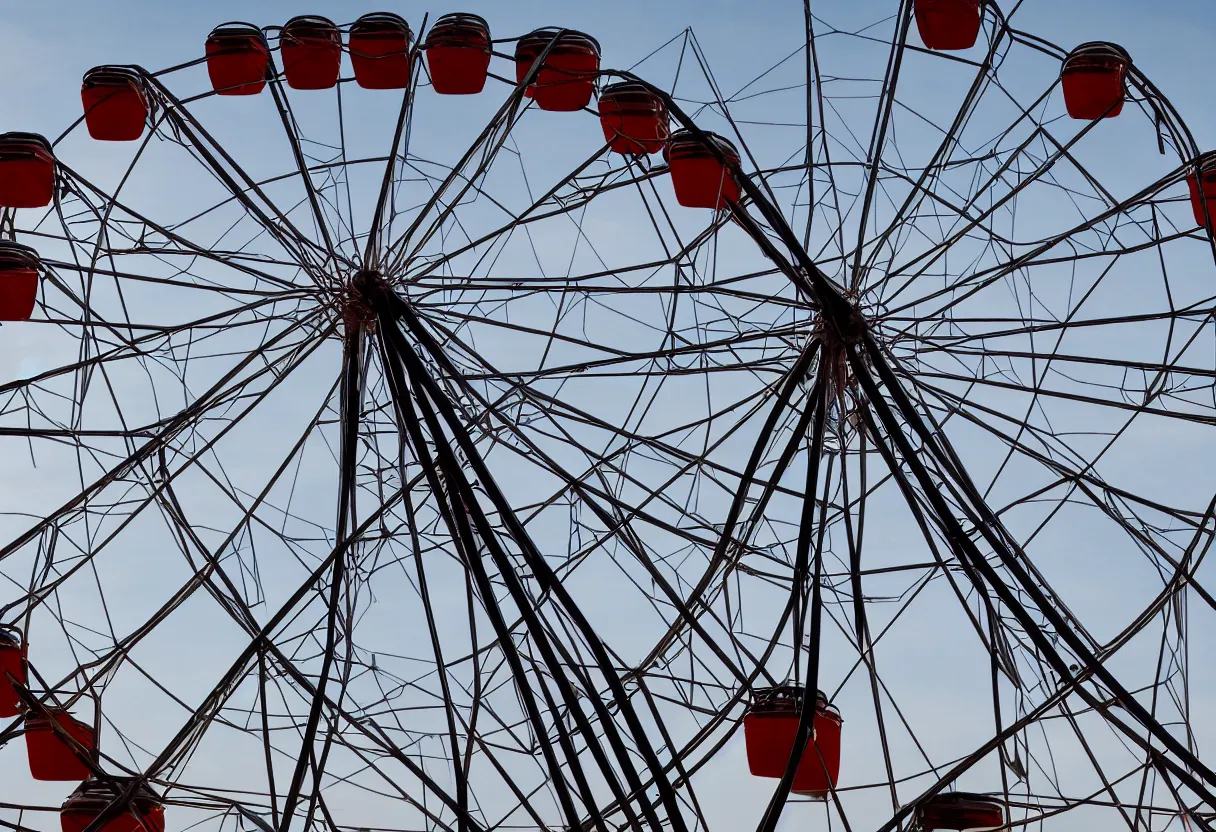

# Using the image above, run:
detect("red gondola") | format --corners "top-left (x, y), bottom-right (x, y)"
top-left (61, 780), bottom-right (165, 832)
top-left (81, 67), bottom-right (148, 142)
top-left (917, 792), bottom-right (1006, 830)
top-left (598, 82), bottom-right (669, 155)
top-left (0, 133), bottom-right (55, 208)
top-left (350, 13), bottom-right (412, 90)
top-left (206, 22), bottom-right (270, 96)
top-left (1188, 152), bottom-right (1216, 230)
top-left (26, 707), bottom-right (96, 781)
top-left (0, 242), bottom-right (40, 322)
top-left (281, 16), bottom-right (342, 90)
top-left (665, 129), bottom-right (742, 210)
top-left (425, 13), bottom-right (492, 95)
top-left (743, 687), bottom-right (843, 799)
top-left (1062, 42), bottom-right (1130, 120)
top-left (914, 0), bottom-right (984, 51)
top-left (515, 29), bottom-right (601, 112)
top-left (0, 626), bottom-right (26, 716)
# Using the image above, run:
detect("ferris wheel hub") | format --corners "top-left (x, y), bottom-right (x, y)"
top-left (818, 292), bottom-right (868, 349)
top-left (340, 269), bottom-right (391, 334)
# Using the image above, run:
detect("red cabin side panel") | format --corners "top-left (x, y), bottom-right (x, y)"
top-left (82, 80), bottom-right (148, 142)
top-left (351, 35), bottom-right (411, 90)
top-left (0, 641), bottom-right (26, 717)
top-left (351, 16), bottom-right (412, 91)
top-left (669, 155), bottom-right (740, 208)
top-left (534, 49), bottom-right (599, 112)
top-left (601, 113), bottom-right (668, 154)
top-left (515, 31), bottom-right (601, 112)
top-left (0, 138), bottom-right (55, 208)
top-left (1063, 67), bottom-right (1126, 120)
top-left (1189, 170), bottom-right (1216, 229)
top-left (206, 34), bottom-right (270, 96)
top-left (914, 0), bottom-right (983, 51)
top-left (426, 46), bottom-right (491, 94)
top-left (667, 133), bottom-right (742, 210)
top-left (26, 710), bottom-right (96, 781)
top-left (61, 805), bottom-right (165, 832)
top-left (920, 797), bottom-right (1005, 831)
top-left (0, 269), bottom-right (38, 322)
top-left (424, 14), bottom-right (491, 95)
top-left (743, 710), bottom-right (842, 799)
top-left (281, 19), bottom-right (342, 91)
top-left (1062, 46), bottom-right (1129, 120)
top-left (599, 90), bottom-right (669, 155)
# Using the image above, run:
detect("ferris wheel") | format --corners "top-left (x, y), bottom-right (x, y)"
top-left (0, 1), bottom-right (1214, 830)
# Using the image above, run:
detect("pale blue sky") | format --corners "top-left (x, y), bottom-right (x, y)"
top-left (0, 2), bottom-right (1212, 831)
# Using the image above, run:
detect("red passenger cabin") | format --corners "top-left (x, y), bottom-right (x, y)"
top-left (25, 706), bottom-right (97, 781)
top-left (61, 780), bottom-right (165, 832)
top-left (0, 133), bottom-right (55, 208)
top-left (917, 792), bottom-right (1006, 830)
top-left (599, 82), bottom-right (669, 155)
top-left (515, 29), bottom-right (601, 112)
top-left (206, 23), bottom-right (270, 96)
top-left (665, 129), bottom-right (742, 210)
top-left (0, 242), bottom-right (41, 322)
top-left (743, 686), bottom-right (843, 799)
top-left (81, 68), bottom-right (148, 142)
top-left (1189, 152), bottom-right (1216, 230)
top-left (425, 13), bottom-right (492, 95)
top-left (0, 626), bottom-right (27, 716)
top-left (281, 16), bottom-right (342, 90)
top-left (914, 0), bottom-right (984, 51)
top-left (350, 13), bottom-right (413, 90)
top-left (1062, 42), bottom-right (1130, 120)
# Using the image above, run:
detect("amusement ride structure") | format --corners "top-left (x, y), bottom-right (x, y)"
top-left (0, 1), bottom-right (1214, 830)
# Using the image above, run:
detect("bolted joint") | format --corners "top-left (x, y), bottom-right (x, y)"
top-left (819, 291), bottom-right (868, 347)
top-left (342, 269), bottom-right (392, 334)
top-left (351, 268), bottom-right (392, 305)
